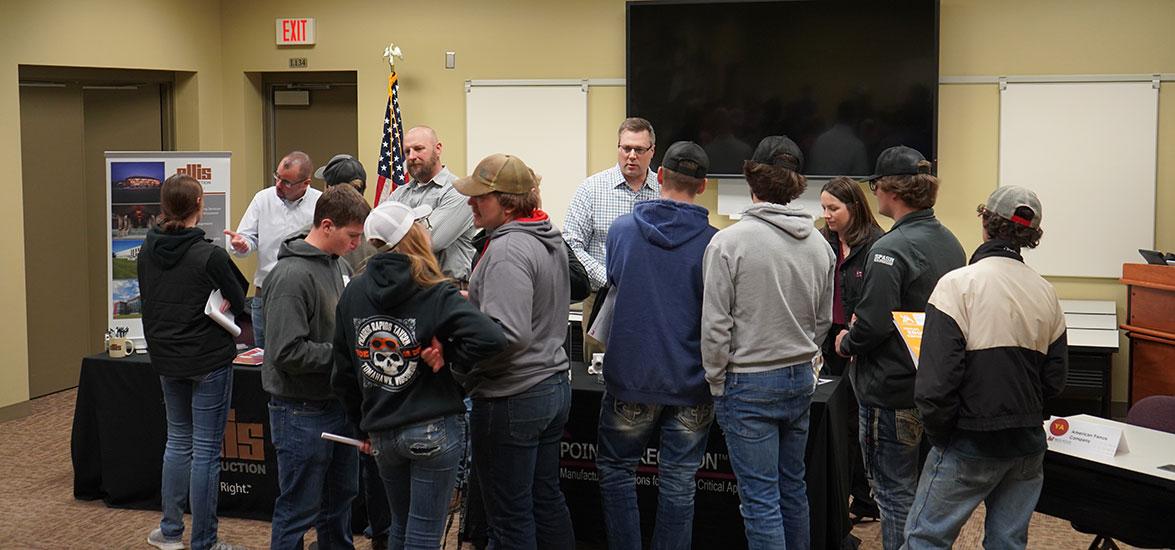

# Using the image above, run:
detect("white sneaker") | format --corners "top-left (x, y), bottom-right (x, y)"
top-left (146, 528), bottom-right (184, 550)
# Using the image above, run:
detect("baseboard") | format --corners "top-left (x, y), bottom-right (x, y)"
top-left (0, 400), bottom-right (31, 423)
top-left (1111, 401), bottom-right (1128, 421)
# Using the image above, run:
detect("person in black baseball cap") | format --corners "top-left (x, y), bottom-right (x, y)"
top-left (833, 144), bottom-right (966, 550)
top-left (315, 153), bottom-right (367, 195)
top-left (595, 141), bottom-right (717, 550)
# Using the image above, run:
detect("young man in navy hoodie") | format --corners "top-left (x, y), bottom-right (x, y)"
top-left (595, 141), bottom-right (718, 550)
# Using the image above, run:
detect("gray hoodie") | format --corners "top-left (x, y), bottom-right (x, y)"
top-left (701, 202), bottom-right (835, 396)
top-left (262, 236), bottom-right (353, 401)
top-left (461, 212), bottom-right (571, 398)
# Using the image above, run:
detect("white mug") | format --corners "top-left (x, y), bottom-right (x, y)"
top-left (109, 338), bottom-right (136, 358)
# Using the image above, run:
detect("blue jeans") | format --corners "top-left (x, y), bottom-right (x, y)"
top-left (372, 414), bottom-right (466, 550)
top-left (268, 397), bottom-right (359, 550)
top-left (361, 453), bottom-right (390, 547)
top-left (903, 445), bottom-right (1044, 550)
top-left (715, 365), bottom-right (815, 550)
top-left (860, 406), bottom-right (923, 550)
top-left (596, 393), bottom-right (714, 550)
top-left (470, 373), bottom-right (574, 550)
top-left (158, 365), bottom-right (234, 550)
top-left (251, 293), bottom-right (265, 349)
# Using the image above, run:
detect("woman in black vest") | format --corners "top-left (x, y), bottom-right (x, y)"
top-left (819, 176), bottom-right (884, 523)
top-left (138, 174), bottom-right (248, 550)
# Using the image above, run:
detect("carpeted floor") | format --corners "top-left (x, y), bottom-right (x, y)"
top-left (0, 388), bottom-right (1132, 549)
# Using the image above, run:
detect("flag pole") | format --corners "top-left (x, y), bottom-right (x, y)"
top-left (374, 44), bottom-right (405, 206)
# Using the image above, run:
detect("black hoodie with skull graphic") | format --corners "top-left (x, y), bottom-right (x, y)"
top-left (331, 250), bottom-right (507, 434)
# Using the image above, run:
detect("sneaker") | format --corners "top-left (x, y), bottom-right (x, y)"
top-left (146, 528), bottom-right (184, 550)
top-left (209, 541), bottom-right (247, 550)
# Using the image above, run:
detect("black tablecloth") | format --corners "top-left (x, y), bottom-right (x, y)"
top-left (71, 353), bottom-right (279, 521)
top-left (560, 363), bottom-right (852, 549)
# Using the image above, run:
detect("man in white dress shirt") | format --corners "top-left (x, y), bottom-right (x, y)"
top-left (224, 150), bottom-right (322, 349)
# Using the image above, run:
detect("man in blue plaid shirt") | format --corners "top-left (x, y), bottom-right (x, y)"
top-left (563, 118), bottom-right (660, 361)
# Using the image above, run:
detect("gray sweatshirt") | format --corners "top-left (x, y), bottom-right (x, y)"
top-left (262, 236), bottom-right (353, 401)
top-left (701, 202), bottom-right (835, 396)
top-left (461, 212), bottom-right (571, 398)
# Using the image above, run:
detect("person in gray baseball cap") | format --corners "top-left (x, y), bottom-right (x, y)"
top-left (595, 141), bottom-right (718, 549)
top-left (834, 145), bottom-right (966, 550)
top-left (905, 185), bottom-right (1065, 549)
top-left (701, 135), bottom-right (835, 550)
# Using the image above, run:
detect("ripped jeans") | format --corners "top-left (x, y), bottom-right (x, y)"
top-left (371, 414), bottom-right (466, 550)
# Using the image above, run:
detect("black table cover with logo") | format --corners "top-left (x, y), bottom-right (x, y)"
top-left (561, 362), bottom-right (852, 549)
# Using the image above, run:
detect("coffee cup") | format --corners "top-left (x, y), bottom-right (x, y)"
top-left (109, 338), bottom-right (136, 358)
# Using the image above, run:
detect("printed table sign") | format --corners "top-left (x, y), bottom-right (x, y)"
top-left (1045, 416), bottom-right (1130, 459)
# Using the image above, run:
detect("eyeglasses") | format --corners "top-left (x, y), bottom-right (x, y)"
top-left (618, 144), bottom-right (652, 156)
top-left (975, 204), bottom-right (990, 217)
top-left (868, 179), bottom-right (880, 192)
top-left (416, 216), bottom-right (432, 230)
top-left (273, 171), bottom-right (308, 187)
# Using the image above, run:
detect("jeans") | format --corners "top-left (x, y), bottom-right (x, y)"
top-left (470, 373), bottom-right (574, 550)
top-left (715, 364), bottom-right (815, 550)
top-left (268, 397), bottom-right (359, 550)
top-left (361, 453), bottom-right (390, 548)
top-left (159, 365), bottom-right (234, 550)
top-left (903, 446), bottom-right (1044, 550)
top-left (372, 414), bottom-right (466, 550)
top-left (596, 393), bottom-right (714, 550)
top-left (251, 293), bottom-right (265, 349)
top-left (860, 406), bottom-right (924, 550)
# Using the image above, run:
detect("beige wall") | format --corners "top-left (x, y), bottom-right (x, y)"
top-left (3, 0), bottom-right (1174, 410)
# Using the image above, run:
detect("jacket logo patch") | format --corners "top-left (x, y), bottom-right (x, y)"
top-left (873, 253), bottom-right (895, 266)
top-left (354, 316), bottom-right (420, 392)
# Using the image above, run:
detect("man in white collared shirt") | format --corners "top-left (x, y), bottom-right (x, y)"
top-left (386, 126), bottom-right (476, 284)
top-left (224, 150), bottom-right (322, 349)
top-left (563, 117), bottom-right (660, 361)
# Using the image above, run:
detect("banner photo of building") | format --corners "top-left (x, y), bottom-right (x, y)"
top-left (106, 151), bottom-right (232, 348)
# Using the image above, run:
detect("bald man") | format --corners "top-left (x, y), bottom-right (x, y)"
top-left (387, 126), bottom-right (476, 282)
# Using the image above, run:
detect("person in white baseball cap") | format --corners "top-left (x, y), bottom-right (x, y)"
top-left (365, 201), bottom-right (434, 252)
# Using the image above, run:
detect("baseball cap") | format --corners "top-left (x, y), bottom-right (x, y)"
top-left (364, 201), bottom-right (433, 249)
top-left (866, 146), bottom-right (928, 182)
top-left (315, 154), bottom-right (367, 186)
top-left (751, 135), bottom-right (804, 172)
top-left (985, 185), bottom-right (1042, 228)
top-left (454, 154), bottom-right (539, 196)
top-left (661, 141), bottom-right (709, 178)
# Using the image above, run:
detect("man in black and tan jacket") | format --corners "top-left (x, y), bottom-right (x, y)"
top-left (903, 185), bottom-right (1067, 550)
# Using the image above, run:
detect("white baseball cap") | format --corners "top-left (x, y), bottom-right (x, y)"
top-left (364, 201), bottom-right (432, 249)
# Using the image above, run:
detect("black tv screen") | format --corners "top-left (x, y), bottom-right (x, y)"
top-left (627, 0), bottom-right (939, 177)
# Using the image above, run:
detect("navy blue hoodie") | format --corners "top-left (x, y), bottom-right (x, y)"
top-left (602, 199), bottom-right (717, 406)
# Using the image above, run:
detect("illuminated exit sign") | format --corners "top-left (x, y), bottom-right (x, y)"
top-left (276, 18), bottom-right (315, 46)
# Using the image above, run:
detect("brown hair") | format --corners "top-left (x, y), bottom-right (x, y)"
top-left (875, 160), bottom-right (938, 209)
top-left (822, 177), bottom-right (882, 247)
top-left (743, 160), bottom-right (807, 205)
top-left (495, 189), bottom-right (541, 220)
top-left (313, 184), bottom-right (371, 228)
top-left (393, 223), bottom-right (451, 288)
top-left (660, 167), bottom-right (705, 195)
top-left (618, 117), bottom-right (656, 146)
top-left (982, 208), bottom-right (1043, 249)
top-left (158, 174), bottom-right (203, 232)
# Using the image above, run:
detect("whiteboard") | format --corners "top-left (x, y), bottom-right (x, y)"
top-left (999, 82), bottom-right (1157, 278)
top-left (716, 178), bottom-right (823, 221)
top-left (466, 84), bottom-right (587, 229)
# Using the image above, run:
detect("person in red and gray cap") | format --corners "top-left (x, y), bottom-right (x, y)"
top-left (833, 145), bottom-right (966, 550)
top-left (904, 185), bottom-right (1067, 549)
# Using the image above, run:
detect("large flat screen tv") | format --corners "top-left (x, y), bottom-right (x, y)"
top-left (627, 0), bottom-right (939, 178)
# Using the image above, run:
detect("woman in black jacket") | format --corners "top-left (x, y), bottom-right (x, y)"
top-left (137, 174), bottom-right (248, 550)
top-left (332, 201), bottom-right (507, 550)
top-left (818, 176), bottom-right (884, 523)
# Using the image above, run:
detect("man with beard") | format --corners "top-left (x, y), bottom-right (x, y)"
top-left (386, 126), bottom-right (476, 284)
top-left (225, 151), bottom-right (322, 349)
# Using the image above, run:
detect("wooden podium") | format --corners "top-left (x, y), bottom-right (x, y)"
top-left (1121, 263), bottom-right (1175, 405)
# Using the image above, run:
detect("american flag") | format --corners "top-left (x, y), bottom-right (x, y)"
top-left (374, 72), bottom-right (406, 206)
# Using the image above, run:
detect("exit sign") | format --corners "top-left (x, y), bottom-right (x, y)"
top-left (276, 18), bottom-right (315, 46)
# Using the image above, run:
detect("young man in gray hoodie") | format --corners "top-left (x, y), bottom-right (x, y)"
top-left (702, 136), bottom-right (835, 550)
top-left (262, 185), bottom-right (370, 550)
top-left (454, 153), bottom-right (575, 550)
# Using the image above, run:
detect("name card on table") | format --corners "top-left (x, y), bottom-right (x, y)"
top-left (1045, 416), bottom-right (1130, 459)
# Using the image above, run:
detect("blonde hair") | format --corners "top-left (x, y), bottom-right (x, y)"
top-left (393, 223), bottom-right (450, 288)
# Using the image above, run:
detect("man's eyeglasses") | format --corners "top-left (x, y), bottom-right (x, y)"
top-left (273, 171), bottom-right (308, 187)
top-left (416, 216), bottom-right (432, 230)
top-left (868, 179), bottom-right (879, 192)
top-left (975, 204), bottom-right (990, 217)
top-left (618, 144), bottom-right (652, 156)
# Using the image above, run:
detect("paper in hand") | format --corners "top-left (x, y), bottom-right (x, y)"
top-left (205, 289), bottom-right (242, 337)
